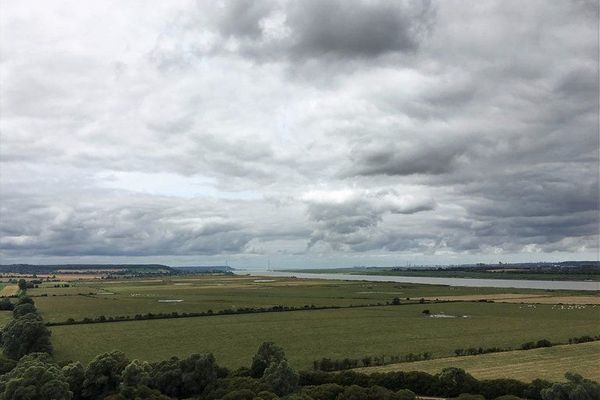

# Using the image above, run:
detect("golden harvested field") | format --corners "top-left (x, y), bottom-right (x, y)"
top-left (0, 284), bottom-right (19, 297)
top-left (503, 296), bottom-right (600, 305)
top-left (417, 293), bottom-right (600, 305)
top-left (358, 341), bottom-right (600, 382)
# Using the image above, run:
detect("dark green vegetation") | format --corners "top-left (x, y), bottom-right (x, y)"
top-left (284, 261), bottom-right (600, 281)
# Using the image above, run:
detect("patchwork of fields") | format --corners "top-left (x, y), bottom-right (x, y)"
top-left (27, 275), bottom-right (598, 323)
top-left (3, 274), bottom-right (599, 382)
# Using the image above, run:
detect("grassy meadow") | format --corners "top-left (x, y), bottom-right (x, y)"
top-left (50, 301), bottom-right (599, 372)
top-left (358, 341), bottom-right (600, 382)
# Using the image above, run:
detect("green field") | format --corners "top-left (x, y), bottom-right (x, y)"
top-left (359, 341), bottom-right (600, 382)
top-left (51, 301), bottom-right (599, 372)
top-left (31, 275), bottom-right (588, 323)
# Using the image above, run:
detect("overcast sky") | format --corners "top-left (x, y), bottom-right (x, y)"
top-left (0, 0), bottom-right (598, 268)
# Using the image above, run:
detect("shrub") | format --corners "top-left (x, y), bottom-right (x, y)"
top-left (262, 360), bottom-right (299, 396)
top-left (251, 342), bottom-right (286, 378)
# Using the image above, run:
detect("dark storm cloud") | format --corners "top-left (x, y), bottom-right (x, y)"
top-left (345, 139), bottom-right (469, 176)
top-left (194, 0), bottom-right (436, 62)
top-left (283, 0), bottom-right (434, 58)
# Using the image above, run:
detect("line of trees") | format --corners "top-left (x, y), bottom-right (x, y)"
top-left (0, 296), bottom-right (53, 361)
top-left (300, 369), bottom-right (600, 400)
top-left (46, 299), bottom-right (425, 327)
top-left (455, 335), bottom-right (600, 356)
top-left (312, 352), bottom-right (433, 371)
top-left (313, 334), bottom-right (600, 372)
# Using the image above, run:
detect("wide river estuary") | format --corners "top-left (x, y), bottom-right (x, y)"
top-left (238, 270), bottom-right (600, 291)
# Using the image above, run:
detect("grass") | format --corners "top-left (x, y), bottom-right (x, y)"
top-left (358, 341), bottom-right (600, 382)
top-left (50, 302), bottom-right (600, 371)
top-left (33, 275), bottom-right (585, 323)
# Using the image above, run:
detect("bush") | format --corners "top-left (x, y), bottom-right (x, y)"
top-left (541, 372), bottom-right (600, 400)
top-left (149, 353), bottom-right (218, 398)
top-left (82, 351), bottom-right (129, 399)
top-left (0, 353), bottom-right (71, 400)
top-left (251, 342), bottom-right (286, 378)
top-left (0, 298), bottom-right (14, 311)
top-left (301, 383), bottom-right (345, 400)
top-left (1, 313), bottom-right (52, 359)
top-left (12, 303), bottom-right (37, 318)
top-left (436, 368), bottom-right (478, 397)
top-left (262, 360), bottom-right (299, 396)
top-left (62, 361), bottom-right (85, 400)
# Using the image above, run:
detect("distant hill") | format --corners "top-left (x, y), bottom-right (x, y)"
top-left (172, 265), bottom-right (234, 273)
top-left (0, 264), bottom-right (174, 275)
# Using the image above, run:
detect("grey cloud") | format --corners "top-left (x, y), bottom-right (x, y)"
top-left (346, 139), bottom-right (469, 177)
top-left (304, 190), bottom-right (435, 250)
top-left (285, 0), bottom-right (434, 58)
top-left (185, 0), bottom-right (436, 62)
top-left (0, 192), bottom-right (256, 257)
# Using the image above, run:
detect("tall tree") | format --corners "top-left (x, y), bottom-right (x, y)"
top-left (1, 313), bottom-right (52, 359)
top-left (250, 342), bottom-right (286, 378)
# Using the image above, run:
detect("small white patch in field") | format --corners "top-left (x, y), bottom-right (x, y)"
top-left (158, 299), bottom-right (183, 303)
top-left (429, 313), bottom-right (457, 318)
top-left (357, 291), bottom-right (404, 294)
top-left (254, 279), bottom-right (276, 283)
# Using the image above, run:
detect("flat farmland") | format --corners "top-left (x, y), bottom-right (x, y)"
top-left (50, 301), bottom-right (600, 371)
top-left (0, 284), bottom-right (19, 297)
top-left (359, 341), bottom-right (600, 382)
top-left (32, 274), bottom-right (590, 323)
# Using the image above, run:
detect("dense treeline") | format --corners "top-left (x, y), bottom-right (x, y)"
top-left (300, 369), bottom-right (600, 400)
top-left (0, 264), bottom-right (174, 274)
top-left (0, 295), bottom-right (53, 361)
top-left (1, 291), bottom-right (599, 399)
top-left (1, 345), bottom-right (599, 400)
top-left (393, 261), bottom-right (600, 275)
top-left (312, 352), bottom-right (433, 371)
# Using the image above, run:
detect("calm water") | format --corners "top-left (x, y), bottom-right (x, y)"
top-left (238, 270), bottom-right (600, 291)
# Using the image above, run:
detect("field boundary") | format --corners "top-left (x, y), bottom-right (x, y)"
top-left (45, 300), bottom-right (441, 326)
